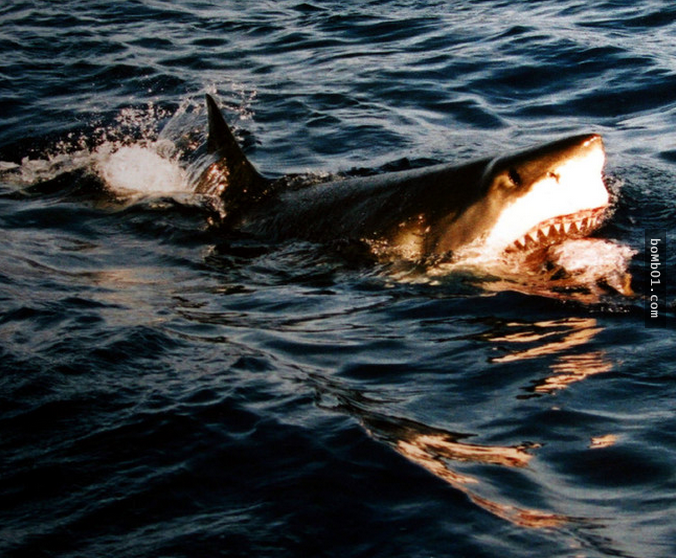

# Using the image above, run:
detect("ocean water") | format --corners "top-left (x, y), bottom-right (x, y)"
top-left (1, 1), bottom-right (675, 557)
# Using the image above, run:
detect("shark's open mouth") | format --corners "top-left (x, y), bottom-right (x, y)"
top-left (506, 206), bottom-right (607, 252)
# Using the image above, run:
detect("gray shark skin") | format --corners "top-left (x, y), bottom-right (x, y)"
top-left (197, 94), bottom-right (609, 262)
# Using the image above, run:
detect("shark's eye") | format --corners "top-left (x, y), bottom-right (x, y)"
top-left (507, 168), bottom-right (522, 187)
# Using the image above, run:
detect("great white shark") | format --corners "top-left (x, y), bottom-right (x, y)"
top-left (196, 94), bottom-right (609, 263)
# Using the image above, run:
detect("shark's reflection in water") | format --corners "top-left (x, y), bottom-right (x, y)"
top-left (313, 396), bottom-right (569, 528)
top-left (371, 415), bottom-right (567, 528)
top-left (313, 316), bottom-right (614, 529)
top-left (480, 317), bottom-right (613, 396)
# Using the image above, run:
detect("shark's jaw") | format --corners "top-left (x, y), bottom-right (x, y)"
top-left (505, 206), bottom-right (607, 252)
top-left (479, 134), bottom-right (609, 256)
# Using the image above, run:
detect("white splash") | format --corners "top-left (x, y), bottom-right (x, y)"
top-left (0, 100), bottom-right (193, 197)
top-left (0, 161), bottom-right (20, 171)
top-left (94, 142), bottom-right (189, 195)
top-left (424, 235), bottom-right (636, 299)
top-left (549, 238), bottom-right (636, 293)
top-left (0, 149), bottom-right (95, 186)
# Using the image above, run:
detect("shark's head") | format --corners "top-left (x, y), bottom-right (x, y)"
top-left (427, 134), bottom-right (609, 258)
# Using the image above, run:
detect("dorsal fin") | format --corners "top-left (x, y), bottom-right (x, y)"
top-left (197, 94), bottom-right (269, 213)
top-left (206, 93), bottom-right (243, 156)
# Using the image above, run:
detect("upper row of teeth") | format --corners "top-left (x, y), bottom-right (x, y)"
top-left (513, 215), bottom-right (602, 249)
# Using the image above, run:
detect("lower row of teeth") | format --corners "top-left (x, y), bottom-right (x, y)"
top-left (513, 215), bottom-right (600, 249)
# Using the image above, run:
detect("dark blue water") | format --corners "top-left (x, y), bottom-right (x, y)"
top-left (2, 2), bottom-right (676, 557)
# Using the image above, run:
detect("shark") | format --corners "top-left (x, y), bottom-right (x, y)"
top-left (195, 94), bottom-right (609, 264)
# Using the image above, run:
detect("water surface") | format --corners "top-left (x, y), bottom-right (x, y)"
top-left (1, 2), bottom-right (675, 557)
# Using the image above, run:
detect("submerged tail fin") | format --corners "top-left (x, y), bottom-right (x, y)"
top-left (196, 94), bottom-right (269, 213)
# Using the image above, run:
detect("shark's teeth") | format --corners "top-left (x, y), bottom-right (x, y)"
top-left (509, 207), bottom-right (607, 253)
